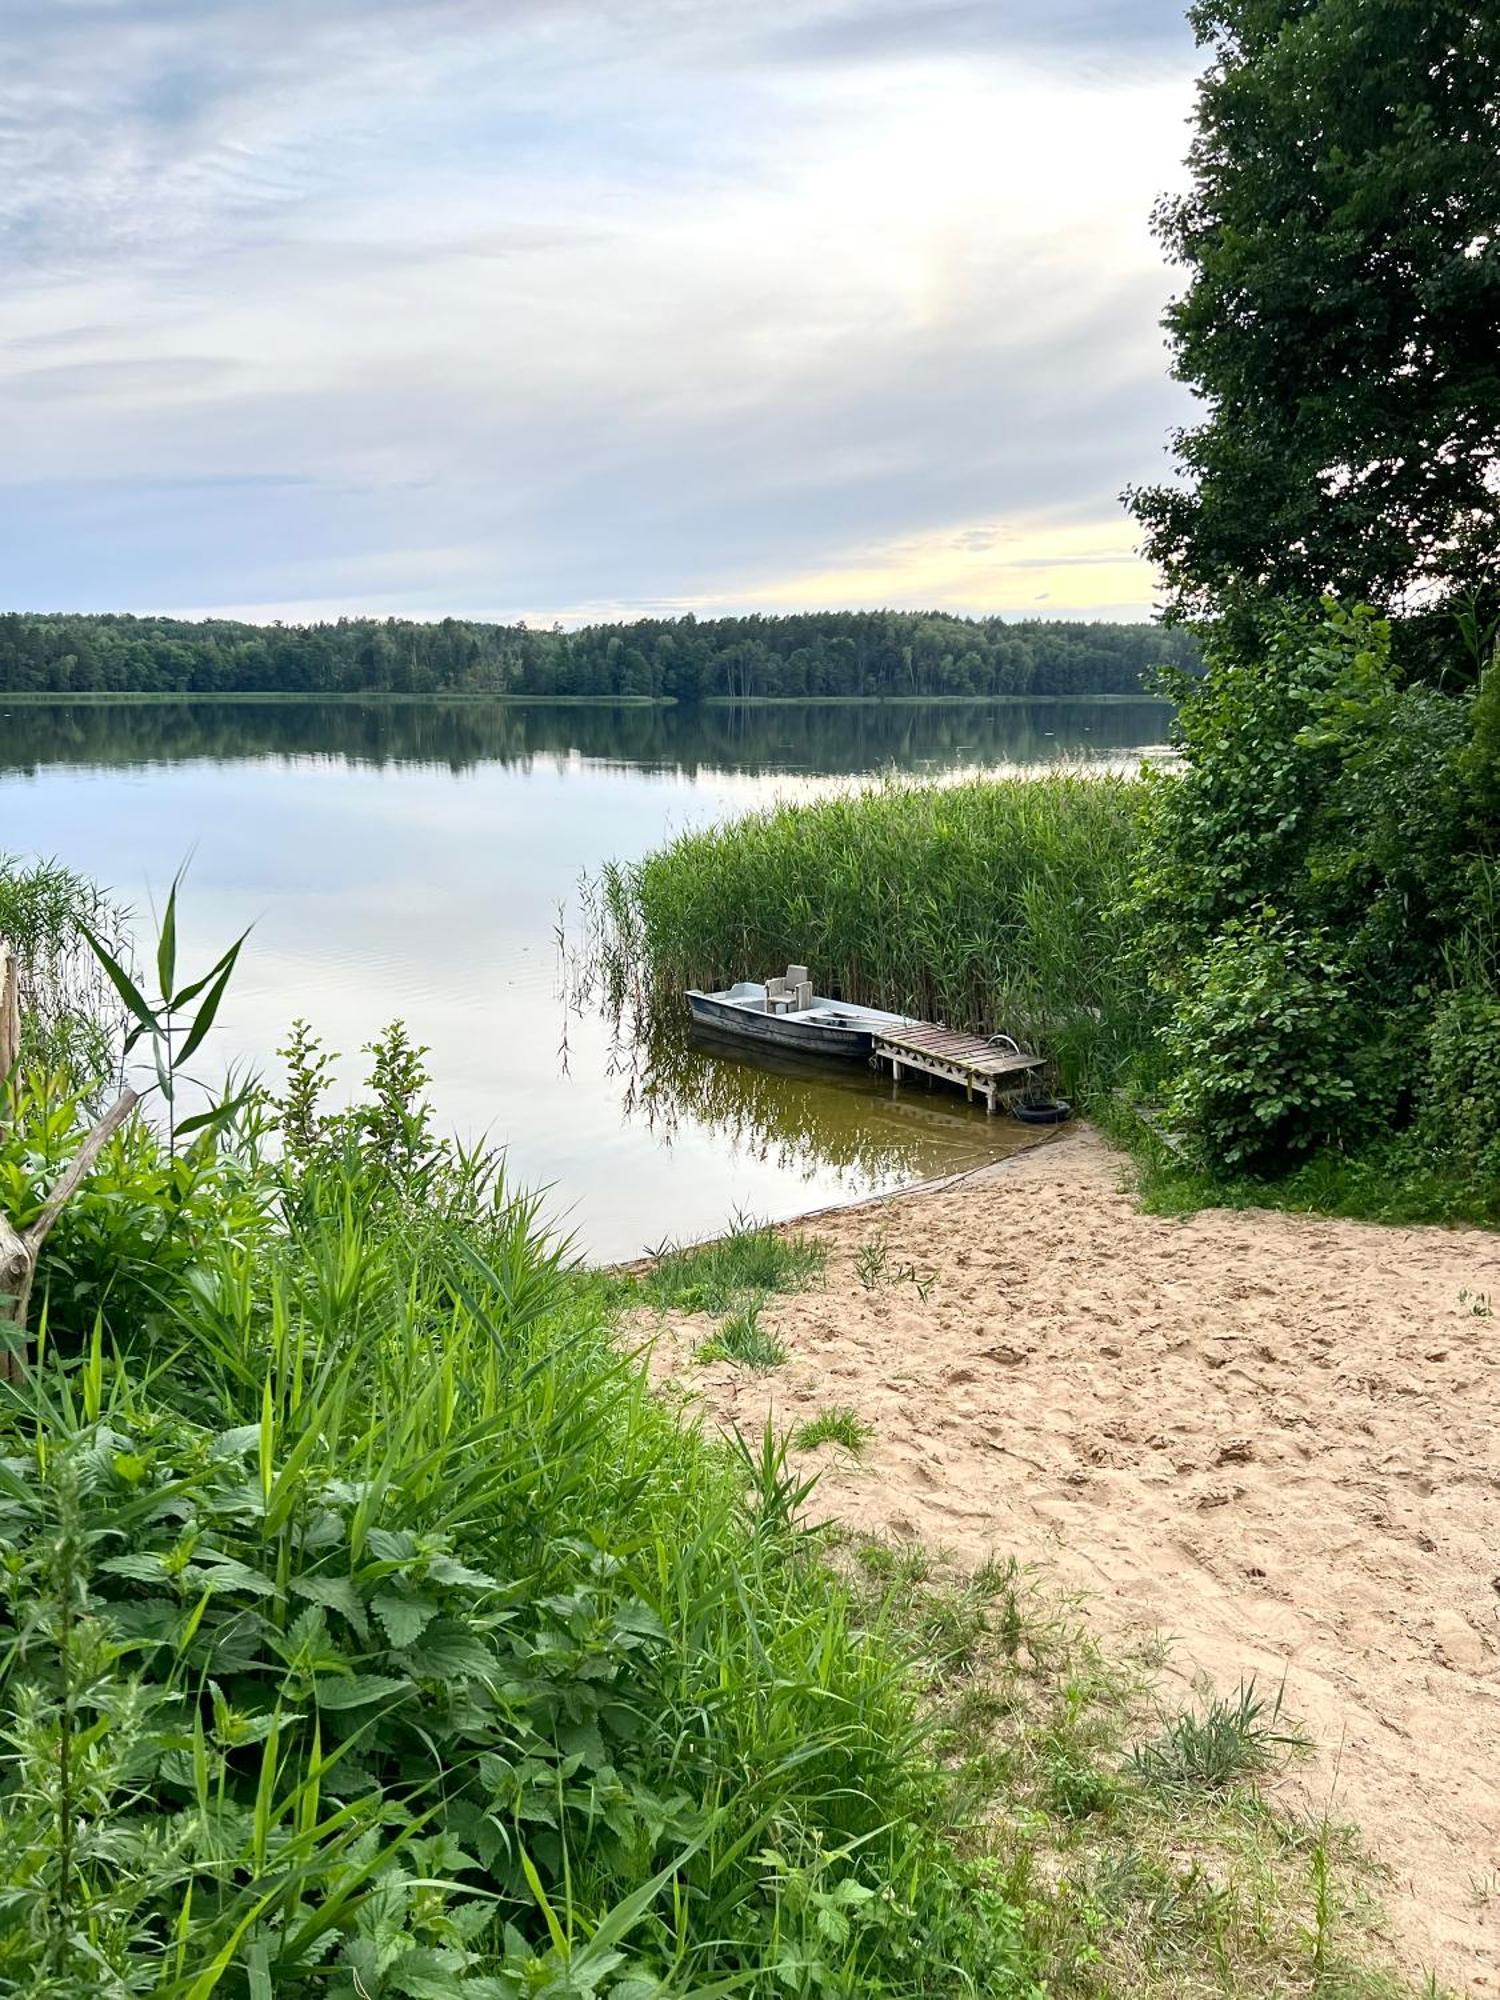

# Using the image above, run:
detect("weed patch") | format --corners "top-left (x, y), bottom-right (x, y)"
top-left (1126, 1680), bottom-right (1308, 1795)
top-left (695, 1298), bottom-right (789, 1369)
top-left (615, 1213), bottom-right (827, 1314)
top-left (837, 1543), bottom-right (1440, 1999)
top-left (793, 1405), bottom-right (874, 1456)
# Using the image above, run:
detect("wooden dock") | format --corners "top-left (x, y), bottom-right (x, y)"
top-left (872, 1023), bottom-right (1043, 1114)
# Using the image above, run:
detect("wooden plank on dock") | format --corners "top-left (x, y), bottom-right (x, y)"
top-left (876, 1024), bottom-right (1043, 1077)
top-left (872, 1024), bottom-right (1043, 1113)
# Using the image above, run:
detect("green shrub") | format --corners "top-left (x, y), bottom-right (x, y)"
top-left (1161, 914), bottom-right (1360, 1169)
top-left (1132, 600), bottom-right (1496, 1194)
top-left (0, 1056), bottom-right (1038, 1995)
top-left (1421, 986), bottom-right (1500, 1190)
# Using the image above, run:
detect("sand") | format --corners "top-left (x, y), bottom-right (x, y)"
top-left (645, 1128), bottom-right (1500, 1992)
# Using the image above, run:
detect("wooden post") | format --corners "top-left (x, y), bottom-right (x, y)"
top-left (0, 937), bottom-right (138, 1379)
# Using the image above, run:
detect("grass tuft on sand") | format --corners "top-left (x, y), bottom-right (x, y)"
top-left (834, 1538), bottom-right (1454, 2000)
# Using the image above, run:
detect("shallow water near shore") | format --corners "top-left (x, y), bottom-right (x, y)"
top-left (0, 695), bottom-right (1168, 1258)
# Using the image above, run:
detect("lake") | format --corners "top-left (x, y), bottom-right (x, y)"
top-left (0, 697), bottom-right (1169, 1260)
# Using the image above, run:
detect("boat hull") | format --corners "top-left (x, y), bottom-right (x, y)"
top-left (686, 990), bottom-right (878, 1059)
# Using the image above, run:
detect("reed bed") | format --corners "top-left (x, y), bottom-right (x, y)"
top-left (599, 772), bottom-right (1151, 1093)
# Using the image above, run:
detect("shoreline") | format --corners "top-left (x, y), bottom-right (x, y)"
top-left (0, 689), bottom-right (1172, 708)
top-left (639, 1126), bottom-right (1500, 1991)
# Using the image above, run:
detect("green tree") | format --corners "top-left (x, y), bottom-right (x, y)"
top-left (1130, 0), bottom-right (1500, 636)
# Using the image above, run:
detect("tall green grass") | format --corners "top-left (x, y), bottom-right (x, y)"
top-left (0, 1036), bottom-right (1035, 1994)
top-left (598, 773), bottom-right (1149, 1092)
top-left (0, 853), bottom-right (128, 1085)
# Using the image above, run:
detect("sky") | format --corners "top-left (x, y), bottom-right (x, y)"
top-left (0, 0), bottom-right (1200, 627)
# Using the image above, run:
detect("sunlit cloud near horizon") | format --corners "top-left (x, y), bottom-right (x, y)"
top-left (0, 0), bottom-right (1198, 627)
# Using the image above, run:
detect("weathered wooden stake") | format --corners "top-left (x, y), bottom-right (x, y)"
top-left (0, 937), bottom-right (138, 1379)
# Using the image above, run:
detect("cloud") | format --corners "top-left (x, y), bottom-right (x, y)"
top-left (0, 0), bottom-right (1198, 621)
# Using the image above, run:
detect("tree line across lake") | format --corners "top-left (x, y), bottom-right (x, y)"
top-left (0, 608), bottom-right (1198, 701)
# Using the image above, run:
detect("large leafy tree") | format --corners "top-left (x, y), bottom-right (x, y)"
top-left (1131, 0), bottom-right (1500, 630)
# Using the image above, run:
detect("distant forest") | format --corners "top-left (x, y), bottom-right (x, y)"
top-left (0, 610), bottom-right (1196, 701)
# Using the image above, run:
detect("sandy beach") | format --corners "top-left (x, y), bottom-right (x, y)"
top-left (644, 1128), bottom-right (1500, 1991)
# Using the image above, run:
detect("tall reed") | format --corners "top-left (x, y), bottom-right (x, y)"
top-left (599, 772), bottom-right (1151, 1091)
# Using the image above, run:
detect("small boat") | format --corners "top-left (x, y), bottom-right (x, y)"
top-left (685, 973), bottom-right (913, 1061)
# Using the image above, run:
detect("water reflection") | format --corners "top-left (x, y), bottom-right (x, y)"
top-left (0, 695), bottom-right (1155, 1257)
top-left (0, 695), bottom-right (1170, 780)
top-left (611, 1022), bottom-right (1048, 1193)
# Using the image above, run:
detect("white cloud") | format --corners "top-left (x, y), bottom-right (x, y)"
top-left (0, 0), bottom-right (1196, 619)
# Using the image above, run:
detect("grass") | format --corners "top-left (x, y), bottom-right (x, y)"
top-left (837, 1540), bottom-right (1455, 1999)
top-left (695, 1297), bottom-right (789, 1369)
top-left (0, 852), bottom-right (128, 1084)
top-left (793, 1405), bottom-right (875, 1456)
top-left (611, 1212), bottom-right (828, 1314)
top-left (596, 771), bottom-right (1150, 1096)
top-left (0, 1112), bottom-right (1033, 1994)
top-left (1126, 1680), bottom-right (1308, 1794)
top-left (853, 1231), bottom-right (936, 1298)
top-left (1099, 1095), bottom-right (1500, 1231)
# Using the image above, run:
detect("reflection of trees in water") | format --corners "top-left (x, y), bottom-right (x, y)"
top-left (614, 1020), bottom-right (1005, 1185)
top-left (0, 698), bottom-right (1172, 780)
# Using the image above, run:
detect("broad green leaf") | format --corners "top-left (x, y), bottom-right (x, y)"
top-left (372, 1590), bottom-right (440, 1649)
top-left (314, 1673), bottom-right (412, 1711)
top-left (81, 924), bottom-right (158, 1035)
top-left (174, 936), bottom-right (247, 1069)
top-left (292, 1574), bottom-right (370, 1639)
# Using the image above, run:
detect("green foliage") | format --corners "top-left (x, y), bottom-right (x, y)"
top-left (0, 609), bottom-right (1197, 703)
top-left (600, 772), bottom-right (1147, 1094)
top-left (0, 1069), bottom-right (274, 1355)
top-left (1461, 645), bottom-right (1500, 828)
top-left (1131, 0), bottom-right (1500, 632)
top-left (0, 856), bottom-right (127, 1088)
top-left (791, 1408), bottom-right (873, 1458)
top-left (1420, 986), bottom-right (1500, 1193)
top-left (1132, 601), bottom-right (1495, 1179)
top-left (694, 1300), bottom-right (788, 1371)
top-left (614, 1218), bottom-right (826, 1316)
top-left (1162, 914), bottom-right (1360, 1168)
top-left (1126, 1682), bottom-right (1306, 1795)
top-left (0, 974), bottom-right (1038, 1994)
top-left (852, 1236), bottom-right (934, 1300)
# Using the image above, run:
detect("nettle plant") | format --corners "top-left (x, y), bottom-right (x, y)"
top-left (0, 1351), bottom-right (698, 1996)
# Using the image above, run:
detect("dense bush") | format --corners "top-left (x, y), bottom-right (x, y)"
top-left (1160, 914), bottom-right (1359, 1169)
top-left (1131, 601), bottom-right (1498, 1180)
top-left (0, 921), bottom-right (1039, 1995)
top-left (1421, 986), bottom-right (1500, 1195)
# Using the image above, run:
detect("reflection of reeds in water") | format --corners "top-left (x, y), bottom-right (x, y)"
top-left (612, 1018), bottom-right (1015, 1185)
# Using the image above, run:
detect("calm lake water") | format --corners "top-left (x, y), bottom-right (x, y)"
top-left (0, 698), bottom-right (1169, 1260)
